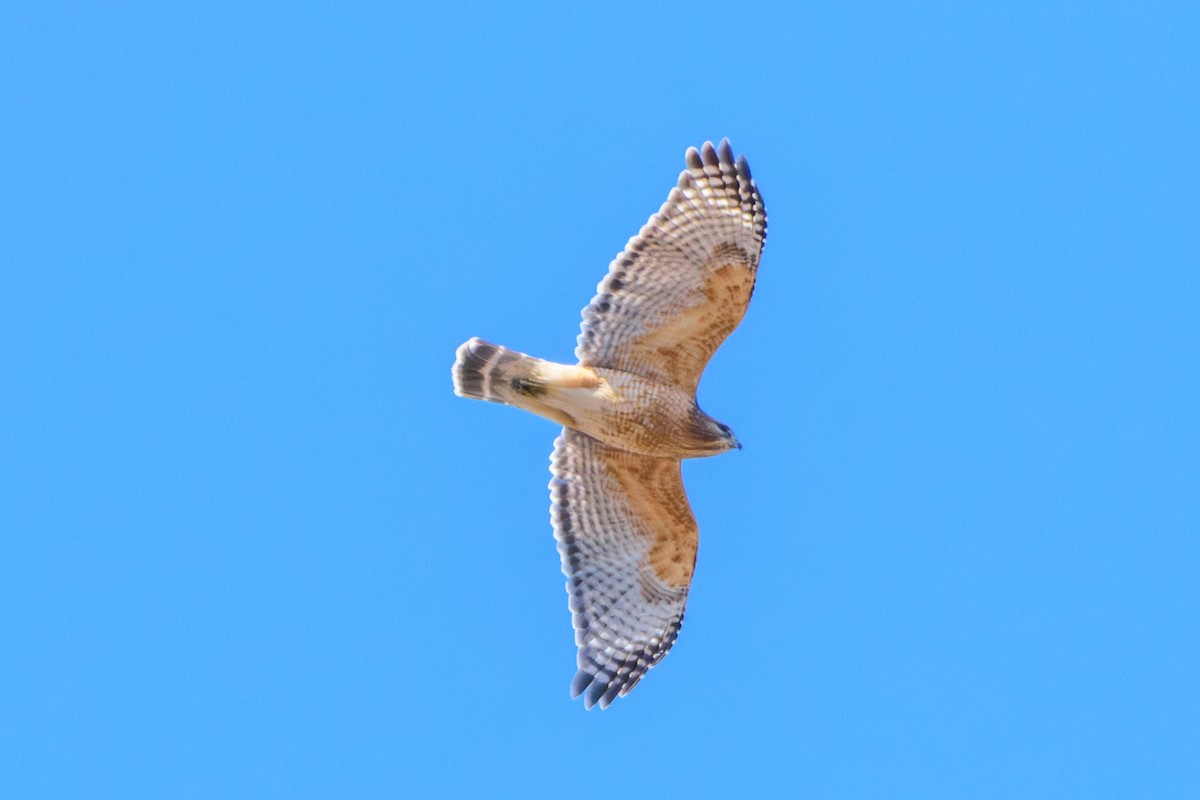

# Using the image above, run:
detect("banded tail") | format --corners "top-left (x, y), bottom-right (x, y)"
top-left (452, 337), bottom-right (540, 405)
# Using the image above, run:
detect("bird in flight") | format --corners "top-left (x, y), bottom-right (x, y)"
top-left (452, 139), bottom-right (767, 708)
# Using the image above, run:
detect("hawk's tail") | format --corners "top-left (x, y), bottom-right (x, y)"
top-left (452, 338), bottom-right (536, 404)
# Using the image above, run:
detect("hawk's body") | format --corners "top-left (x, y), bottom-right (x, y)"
top-left (452, 139), bottom-right (767, 708)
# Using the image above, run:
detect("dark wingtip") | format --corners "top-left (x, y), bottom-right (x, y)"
top-left (598, 681), bottom-right (623, 709)
top-left (685, 146), bottom-right (702, 170)
top-left (717, 138), bottom-right (734, 164)
top-left (736, 153), bottom-right (752, 180)
top-left (570, 670), bottom-right (595, 702)
top-left (584, 675), bottom-right (610, 709)
top-left (700, 141), bottom-right (718, 166)
top-left (572, 667), bottom-right (627, 710)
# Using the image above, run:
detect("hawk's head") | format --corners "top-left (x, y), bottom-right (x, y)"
top-left (687, 406), bottom-right (741, 456)
top-left (715, 421), bottom-right (742, 452)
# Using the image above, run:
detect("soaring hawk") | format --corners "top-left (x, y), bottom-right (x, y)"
top-left (452, 139), bottom-right (767, 708)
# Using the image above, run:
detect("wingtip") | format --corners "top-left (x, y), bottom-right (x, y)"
top-left (570, 670), bottom-right (593, 701)
top-left (736, 153), bottom-right (752, 180)
top-left (585, 676), bottom-right (611, 709)
top-left (717, 137), bottom-right (734, 164)
top-left (598, 681), bottom-right (623, 708)
top-left (687, 139), bottom-right (742, 173)
top-left (571, 667), bottom-right (624, 710)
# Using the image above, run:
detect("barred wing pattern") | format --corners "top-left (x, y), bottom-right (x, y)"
top-left (576, 139), bottom-right (767, 392)
top-left (550, 428), bottom-right (697, 709)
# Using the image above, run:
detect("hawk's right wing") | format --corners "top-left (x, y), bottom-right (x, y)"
top-left (575, 139), bottom-right (767, 393)
top-left (549, 428), bottom-right (698, 709)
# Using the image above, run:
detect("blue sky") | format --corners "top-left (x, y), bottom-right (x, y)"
top-left (3, 1), bottom-right (1198, 796)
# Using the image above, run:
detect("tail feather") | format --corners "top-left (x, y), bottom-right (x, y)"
top-left (452, 338), bottom-right (532, 403)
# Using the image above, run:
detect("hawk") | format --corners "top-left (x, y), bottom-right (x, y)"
top-left (451, 139), bottom-right (767, 708)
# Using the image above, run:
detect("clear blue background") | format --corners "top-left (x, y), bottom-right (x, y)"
top-left (3, 1), bottom-right (1198, 797)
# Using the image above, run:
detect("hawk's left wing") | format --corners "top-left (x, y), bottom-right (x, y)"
top-left (549, 428), bottom-right (697, 709)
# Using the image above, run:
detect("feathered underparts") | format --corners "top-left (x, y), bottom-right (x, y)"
top-left (452, 138), bottom-right (766, 708)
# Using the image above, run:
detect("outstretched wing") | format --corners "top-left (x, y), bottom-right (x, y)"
top-left (575, 138), bottom-right (767, 392)
top-left (549, 428), bottom-right (698, 709)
